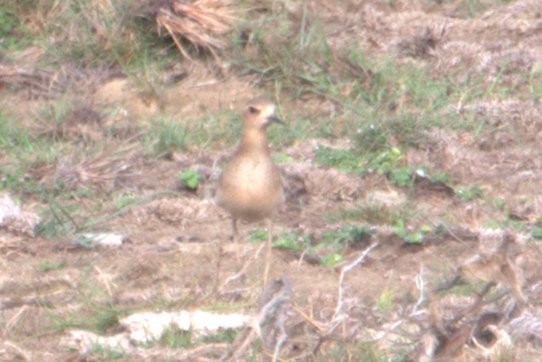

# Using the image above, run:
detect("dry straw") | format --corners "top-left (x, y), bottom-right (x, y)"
top-left (156, 0), bottom-right (237, 60)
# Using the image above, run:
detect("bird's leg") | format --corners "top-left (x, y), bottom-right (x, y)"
top-left (232, 217), bottom-right (241, 261)
top-left (216, 218), bottom-right (238, 290)
top-left (263, 218), bottom-right (273, 285)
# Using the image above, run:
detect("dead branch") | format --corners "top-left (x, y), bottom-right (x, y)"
top-left (332, 242), bottom-right (379, 322)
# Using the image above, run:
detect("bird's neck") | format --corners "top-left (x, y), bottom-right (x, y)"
top-left (240, 127), bottom-right (270, 153)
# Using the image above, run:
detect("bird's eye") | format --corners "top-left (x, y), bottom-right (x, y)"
top-left (248, 106), bottom-right (259, 114)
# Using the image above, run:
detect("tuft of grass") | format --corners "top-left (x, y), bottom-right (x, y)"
top-left (34, 200), bottom-right (79, 238)
top-left (320, 225), bottom-right (372, 249)
top-left (113, 192), bottom-right (140, 209)
top-left (0, 3), bottom-right (31, 50)
top-left (376, 289), bottom-right (395, 312)
top-left (314, 146), bottom-right (366, 173)
top-left (159, 327), bottom-right (237, 350)
top-left (328, 202), bottom-right (401, 225)
top-left (50, 302), bottom-right (126, 335)
top-left (160, 328), bottom-right (193, 349)
top-left (531, 227), bottom-right (542, 240)
top-left (201, 328), bottom-right (238, 344)
top-left (37, 260), bottom-right (65, 273)
top-left (89, 344), bottom-right (126, 360)
top-left (268, 116), bottom-right (316, 148)
top-left (94, 306), bottom-right (124, 333)
top-left (315, 145), bottom-right (405, 176)
top-left (37, 0), bottom-right (174, 68)
top-left (145, 117), bottom-right (188, 158)
top-left (456, 185), bottom-right (483, 201)
top-left (317, 341), bottom-right (388, 361)
top-left (0, 112), bottom-right (51, 159)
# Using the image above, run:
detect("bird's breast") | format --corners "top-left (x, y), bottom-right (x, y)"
top-left (217, 153), bottom-right (283, 220)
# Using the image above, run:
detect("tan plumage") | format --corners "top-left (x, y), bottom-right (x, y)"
top-left (216, 98), bottom-right (284, 284)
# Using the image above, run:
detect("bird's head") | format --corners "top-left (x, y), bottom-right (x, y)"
top-left (243, 98), bottom-right (284, 130)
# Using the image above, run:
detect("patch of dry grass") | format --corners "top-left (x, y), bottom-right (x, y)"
top-left (156, 0), bottom-right (237, 59)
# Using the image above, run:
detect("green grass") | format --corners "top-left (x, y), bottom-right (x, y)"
top-left (184, 112), bottom-right (242, 150)
top-left (159, 327), bottom-right (237, 350)
top-left (37, 260), bottom-right (65, 273)
top-left (34, 200), bottom-right (80, 238)
top-left (88, 344), bottom-right (127, 360)
top-left (113, 192), bottom-right (141, 209)
top-left (145, 117), bottom-right (188, 158)
top-left (160, 328), bottom-right (193, 349)
top-left (327, 202), bottom-right (402, 225)
top-left (0, 3), bottom-right (32, 50)
top-left (532, 227), bottom-right (542, 240)
top-left (320, 225), bottom-right (373, 249)
top-left (50, 302), bottom-right (126, 334)
top-left (317, 341), bottom-right (389, 362)
top-left (266, 226), bottom-right (373, 267)
top-left (456, 185), bottom-right (483, 201)
top-left (36, 0), bottom-right (174, 68)
top-left (273, 231), bottom-right (310, 252)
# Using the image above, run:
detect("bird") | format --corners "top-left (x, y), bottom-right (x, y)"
top-left (216, 98), bottom-right (284, 285)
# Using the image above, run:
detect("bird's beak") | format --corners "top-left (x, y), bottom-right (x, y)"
top-left (268, 114), bottom-right (284, 125)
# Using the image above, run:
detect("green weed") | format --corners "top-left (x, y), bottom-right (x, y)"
top-left (273, 232), bottom-right (310, 252)
top-left (249, 229), bottom-right (268, 243)
top-left (394, 220), bottom-right (431, 244)
top-left (320, 253), bottom-right (343, 267)
top-left (388, 166), bottom-right (416, 187)
top-left (178, 169), bottom-right (201, 190)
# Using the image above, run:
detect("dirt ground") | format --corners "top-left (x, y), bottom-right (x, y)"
top-left (1, 0), bottom-right (542, 361)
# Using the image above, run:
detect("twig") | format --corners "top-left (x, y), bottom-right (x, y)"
top-left (272, 319), bottom-right (288, 362)
top-left (291, 302), bottom-right (326, 332)
top-left (332, 242), bottom-right (379, 322)
top-left (3, 340), bottom-right (31, 361)
top-left (412, 264), bottom-right (426, 315)
top-left (220, 243), bottom-right (266, 291)
top-left (4, 306), bottom-right (28, 335)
